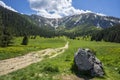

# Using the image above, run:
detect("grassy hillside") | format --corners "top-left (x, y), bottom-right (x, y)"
top-left (0, 37), bottom-right (120, 80)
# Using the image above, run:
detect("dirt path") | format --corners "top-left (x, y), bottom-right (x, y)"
top-left (0, 42), bottom-right (69, 76)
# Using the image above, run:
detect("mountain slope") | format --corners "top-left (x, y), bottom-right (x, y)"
top-left (31, 14), bottom-right (59, 28)
top-left (91, 24), bottom-right (120, 43)
top-left (0, 6), bottom-right (40, 36)
top-left (29, 13), bottom-right (120, 38)
top-left (31, 13), bottom-right (120, 29)
top-left (58, 13), bottom-right (120, 28)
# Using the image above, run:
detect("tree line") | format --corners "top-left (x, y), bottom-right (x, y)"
top-left (91, 25), bottom-right (120, 43)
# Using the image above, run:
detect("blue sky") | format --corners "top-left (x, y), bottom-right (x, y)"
top-left (1, 0), bottom-right (36, 15)
top-left (1, 0), bottom-right (120, 18)
top-left (72, 0), bottom-right (120, 18)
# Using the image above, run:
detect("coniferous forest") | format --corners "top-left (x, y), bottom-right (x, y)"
top-left (91, 25), bottom-right (120, 43)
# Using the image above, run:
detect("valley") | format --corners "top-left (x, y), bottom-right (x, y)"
top-left (0, 3), bottom-right (120, 80)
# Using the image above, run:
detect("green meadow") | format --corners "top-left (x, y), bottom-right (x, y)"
top-left (0, 37), bottom-right (120, 80)
top-left (0, 37), bottom-right (66, 60)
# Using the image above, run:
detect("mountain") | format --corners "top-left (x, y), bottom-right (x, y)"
top-left (58, 13), bottom-right (120, 29)
top-left (29, 13), bottom-right (120, 38)
top-left (30, 14), bottom-right (59, 28)
top-left (0, 0), bottom-right (120, 29)
top-left (31, 13), bottom-right (120, 29)
top-left (0, 4), bottom-right (120, 38)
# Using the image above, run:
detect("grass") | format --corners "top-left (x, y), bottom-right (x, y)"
top-left (0, 37), bottom-right (120, 80)
top-left (0, 36), bottom-right (66, 60)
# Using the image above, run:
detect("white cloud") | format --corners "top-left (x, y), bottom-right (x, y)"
top-left (28, 0), bottom-right (106, 18)
top-left (28, 0), bottom-right (87, 18)
top-left (0, 0), bottom-right (17, 12)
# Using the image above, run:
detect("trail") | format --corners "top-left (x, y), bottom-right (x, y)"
top-left (0, 42), bottom-right (69, 76)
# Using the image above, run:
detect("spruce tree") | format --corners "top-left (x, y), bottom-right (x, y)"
top-left (0, 27), bottom-right (13, 47)
top-left (21, 35), bottom-right (28, 45)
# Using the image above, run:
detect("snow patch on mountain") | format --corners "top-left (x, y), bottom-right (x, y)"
top-left (97, 23), bottom-right (100, 28)
top-left (104, 17), bottom-right (120, 23)
top-left (64, 17), bottom-right (72, 23)
top-left (94, 15), bottom-right (97, 18)
top-left (110, 19), bottom-right (116, 22)
top-left (96, 13), bottom-right (106, 16)
top-left (110, 23), bottom-right (113, 26)
top-left (74, 16), bottom-right (82, 25)
top-left (104, 17), bottom-right (109, 21)
top-left (39, 19), bottom-right (41, 22)
top-left (47, 21), bottom-right (54, 27)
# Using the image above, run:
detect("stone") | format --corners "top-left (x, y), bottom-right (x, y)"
top-left (74, 48), bottom-right (104, 77)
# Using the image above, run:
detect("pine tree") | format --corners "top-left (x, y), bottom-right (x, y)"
top-left (0, 27), bottom-right (13, 47)
top-left (21, 35), bottom-right (28, 45)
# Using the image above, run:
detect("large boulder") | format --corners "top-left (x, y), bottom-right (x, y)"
top-left (74, 48), bottom-right (104, 77)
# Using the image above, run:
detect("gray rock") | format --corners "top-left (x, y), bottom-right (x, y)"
top-left (74, 48), bottom-right (104, 77)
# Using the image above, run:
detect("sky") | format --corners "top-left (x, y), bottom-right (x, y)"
top-left (0, 0), bottom-right (120, 18)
